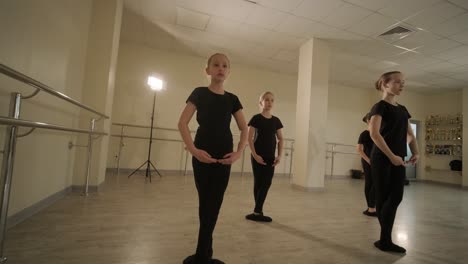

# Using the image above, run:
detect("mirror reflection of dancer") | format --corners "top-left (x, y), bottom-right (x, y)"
top-left (245, 91), bottom-right (283, 223)
top-left (368, 71), bottom-right (419, 254)
top-left (178, 53), bottom-right (248, 264)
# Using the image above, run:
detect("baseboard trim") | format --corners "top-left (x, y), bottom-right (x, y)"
top-left (71, 184), bottom-right (102, 193)
top-left (325, 174), bottom-right (351, 179)
top-left (291, 184), bottom-right (325, 192)
top-left (7, 186), bottom-right (72, 229)
top-left (106, 168), bottom-right (185, 176)
top-left (418, 179), bottom-right (465, 189)
top-left (106, 168), bottom-right (291, 177)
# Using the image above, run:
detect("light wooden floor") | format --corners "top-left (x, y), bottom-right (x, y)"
top-left (5, 172), bottom-right (468, 264)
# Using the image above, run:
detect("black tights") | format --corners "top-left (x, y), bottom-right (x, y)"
top-left (251, 156), bottom-right (275, 214)
top-left (192, 158), bottom-right (230, 262)
top-left (362, 160), bottom-right (375, 208)
top-left (371, 153), bottom-right (405, 244)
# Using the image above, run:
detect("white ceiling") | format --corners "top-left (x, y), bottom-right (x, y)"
top-left (121, 0), bottom-right (468, 93)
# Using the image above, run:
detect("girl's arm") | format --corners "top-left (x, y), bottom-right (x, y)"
top-left (234, 109), bottom-right (248, 153)
top-left (369, 115), bottom-right (405, 166)
top-left (356, 144), bottom-right (370, 164)
top-left (407, 120), bottom-right (419, 164)
top-left (248, 126), bottom-right (266, 165)
top-left (219, 109), bottom-right (248, 164)
top-left (273, 128), bottom-right (284, 166)
top-left (178, 102), bottom-right (216, 163)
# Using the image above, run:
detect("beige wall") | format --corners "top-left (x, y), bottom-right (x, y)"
top-left (108, 42), bottom-right (297, 175)
top-left (0, 0), bottom-right (93, 215)
top-left (109, 42), bottom-right (414, 178)
top-left (326, 83), bottom-right (373, 177)
top-left (110, 41), bottom-right (462, 182)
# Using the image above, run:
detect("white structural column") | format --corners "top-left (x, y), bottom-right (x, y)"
top-left (292, 38), bottom-right (330, 190)
top-left (73, 0), bottom-right (123, 190)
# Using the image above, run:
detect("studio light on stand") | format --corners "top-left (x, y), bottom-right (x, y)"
top-left (127, 75), bottom-right (164, 182)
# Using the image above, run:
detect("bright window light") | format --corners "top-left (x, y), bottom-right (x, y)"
top-left (147, 76), bottom-right (163, 91)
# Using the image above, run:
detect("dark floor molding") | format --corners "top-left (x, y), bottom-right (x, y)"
top-left (8, 182), bottom-right (104, 229)
top-left (7, 186), bottom-right (72, 229)
top-left (291, 184), bottom-right (325, 192)
top-left (418, 179), bottom-right (466, 189)
top-left (106, 168), bottom-right (292, 178)
top-left (71, 184), bottom-right (101, 193)
top-left (326, 174), bottom-right (351, 179)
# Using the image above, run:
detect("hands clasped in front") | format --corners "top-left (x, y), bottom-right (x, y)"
top-left (390, 153), bottom-right (419, 167)
top-left (253, 153), bottom-right (280, 167)
top-left (191, 148), bottom-right (242, 165)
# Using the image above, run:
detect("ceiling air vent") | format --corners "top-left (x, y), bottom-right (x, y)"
top-left (380, 26), bottom-right (412, 36)
top-left (377, 25), bottom-right (415, 43)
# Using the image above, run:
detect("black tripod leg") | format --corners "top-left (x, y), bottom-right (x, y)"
top-left (128, 161), bottom-right (147, 178)
top-left (149, 161), bottom-right (162, 177)
top-left (145, 161), bottom-right (152, 183)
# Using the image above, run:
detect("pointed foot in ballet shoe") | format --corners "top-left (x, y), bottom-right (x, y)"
top-left (183, 255), bottom-right (196, 264)
top-left (211, 259), bottom-right (225, 264)
top-left (363, 210), bottom-right (378, 217)
top-left (245, 213), bottom-right (260, 221)
top-left (246, 213), bottom-right (272, 222)
top-left (374, 241), bottom-right (406, 254)
top-left (388, 243), bottom-right (406, 253)
top-left (258, 215), bottom-right (272, 222)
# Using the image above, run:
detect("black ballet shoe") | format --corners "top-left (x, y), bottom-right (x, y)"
top-left (183, 255), bottom-right (196, 264)
top-left (246, 213), bottom-right (272, 222)
top-left (374, 241), bottom-right (406, 253)
top-left (258, 215), bottom-right (272, 222)
top-left (363, 210), bottom-right (378, 217)
top-left (245, 213), bottom-right (261, 221)
top-left (388, 243), bottom-right (406, 253)
top-left (183, 254), bottom-right (216, 264)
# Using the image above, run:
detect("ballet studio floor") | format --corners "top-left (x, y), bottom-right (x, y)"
top-left (5, 172), bottom-right (468, 264)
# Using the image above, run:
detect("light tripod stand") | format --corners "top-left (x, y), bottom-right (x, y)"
top-left (128, 76), bottom-right (163, 182)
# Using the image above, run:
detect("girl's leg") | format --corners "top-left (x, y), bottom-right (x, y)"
top-left (254, 158), bottom-right (274, 214)
top-left (379, 165), bottom-right (404, 244)
top-left (251, 156), bottom-right (261, 211)
top-left (372, 155), bottom-right (391, 240)
top-left (362, 160), bottom-right (376, 214)
top-left (191, 158), bottom-right (230, 262)
top-left (372, 154), bottom-right (406, 253)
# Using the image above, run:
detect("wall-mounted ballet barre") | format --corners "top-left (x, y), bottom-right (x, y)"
top-left (110, 122), bottom-right (296, 178)
top-left (110, 123), bottom-right (359, 179)
top-left (326, 142), bottom-right (360, 178)
top-left (0, 63), bottom-right (108, 264)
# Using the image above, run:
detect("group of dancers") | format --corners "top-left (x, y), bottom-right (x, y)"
top-left (178, 53), bottom-right (419, 264)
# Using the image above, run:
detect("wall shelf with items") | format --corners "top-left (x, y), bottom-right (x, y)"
top-left (425, 114), bottom-right (463, 157)
top-left (425, 113), bottom-right (463, 126)
top-left (425, 144), bottom-right (462, 156)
